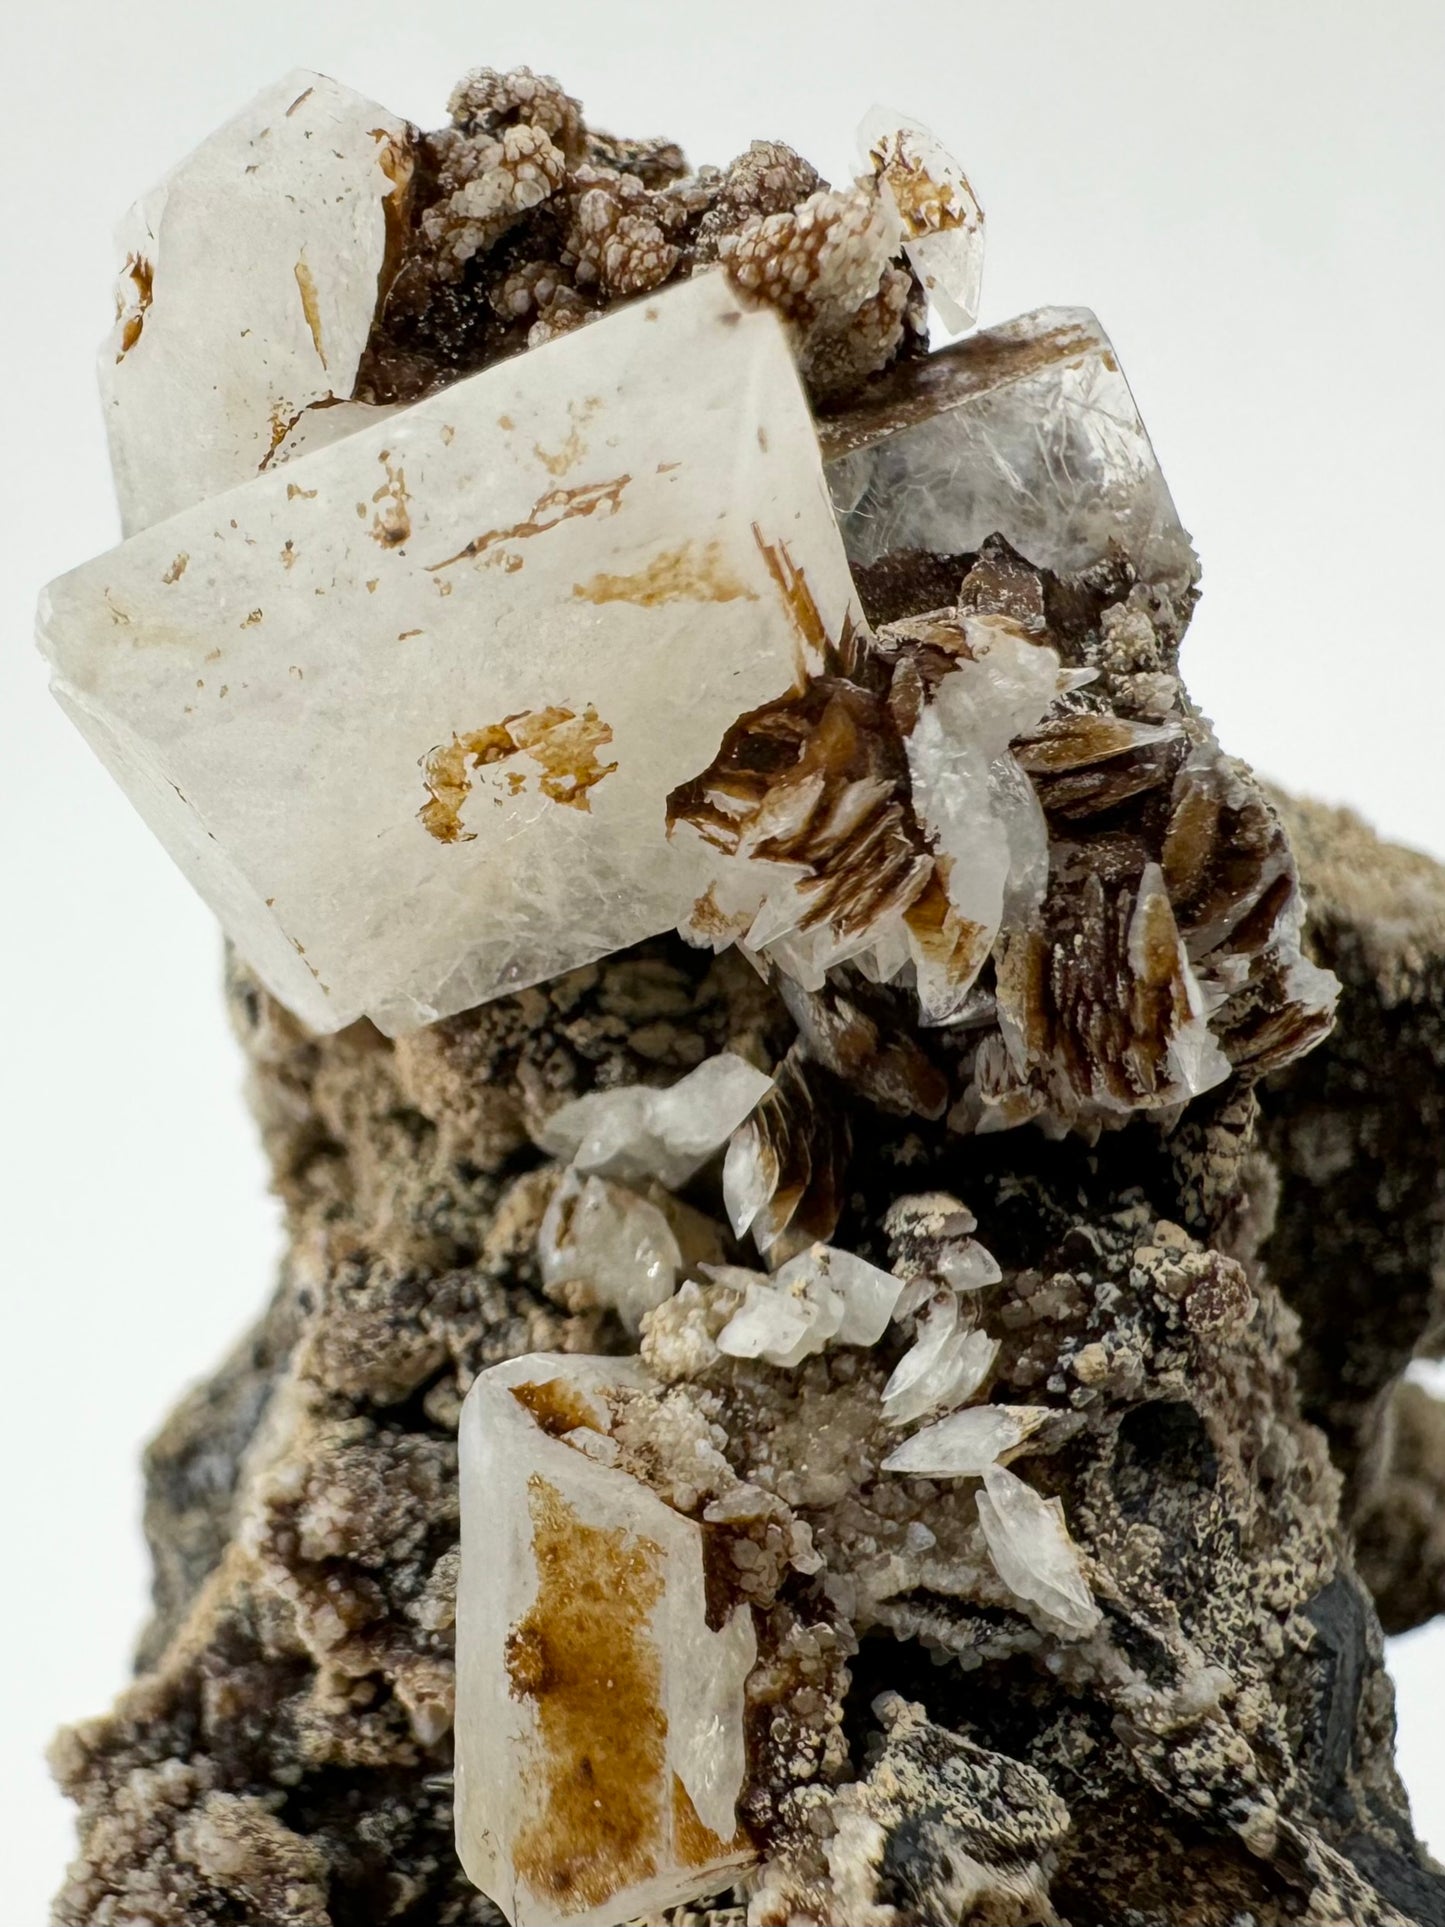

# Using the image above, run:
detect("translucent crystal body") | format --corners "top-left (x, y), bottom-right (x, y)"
top-left (714, 1244), bottom-right (903, 1366)
top-left (882, 1402), bottom-right (1051, 1475)
top-left (456, 1354), bottom-right (756, 1927)
top-left (976, 1462), bottom-right (1101, 1638)
top-left (537, 1171), bottom-right (681, 1333)
top-left (859, 110), bottom-right (985, 332)
top-left (101, 72), bottom-right (412, 536)
top-left (40, 274), bottom-right (862, 1034)
top-left (538, 1053), bottom-right (774, 1190)
top-left (820, 307), bottom-right (1196, 594)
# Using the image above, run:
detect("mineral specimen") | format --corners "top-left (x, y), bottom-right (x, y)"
top-left (102, 71), bottom-right (413, 534)
top-left (40, 55), bottom-right (1445, 1927)
top-left (41, 273), bottom-right (862, 1034)
top-left (456, 1354), bottom-right (755, 1924)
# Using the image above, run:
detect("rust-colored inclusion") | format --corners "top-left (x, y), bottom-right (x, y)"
top-left (507, 1473), bottom-right (667, 1913)
top-left (419, 705), bottom-right (618, 842)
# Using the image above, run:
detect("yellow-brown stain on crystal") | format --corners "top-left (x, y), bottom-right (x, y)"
top-left (507, 1473), bottom-right (667, 1914)
top-left (509, 1377), bottom-right (605, 1440)
top-left (868, 133), bottom-right (972, 238)
top-left (293, 256), bottom-right (328, 369)
top-left (419, 706), bottom-right (618, 842)
top-left (533, 397), bottom-right (601, 479)
top-left (427, 475), bottom-right (631, 573)
top-left (671, 1774), bottom-right (747, 1868)
top-left (161, 553), bottom-right (188, 586)
top-left (114, 254), bottom-right (154, 363)
top-left (572, 540), bottom-right (758, 609)
top-left (370, 450), bottom-right (411, 548)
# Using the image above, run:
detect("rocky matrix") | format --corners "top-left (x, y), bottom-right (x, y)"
top-left (40, 61), bottom-right (1445, 1927)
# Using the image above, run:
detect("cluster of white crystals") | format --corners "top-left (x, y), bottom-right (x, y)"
top-left (537, 1171), bottom-right (683, 1334)
top-left (713, 1245), bottom-right (903, 1367)
top-left (456, 1355), bottom-right (756, 1926)
top-left (819, 306), bottom-right (1196, 596)
top-left (41, 261), bottom-right (863, 1035)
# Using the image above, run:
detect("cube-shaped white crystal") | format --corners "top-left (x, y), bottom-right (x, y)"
top-left (821, 306), bottom-right (1196, 594)
top-left (39, 273), bottom-right (861, 1033)
top-left (457, 1354), bottom-right (756, 1927)
top-left (101, 71), bottom-right (413, 536)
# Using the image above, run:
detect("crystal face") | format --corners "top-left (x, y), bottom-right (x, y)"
top-left (101, 72), bottom-right (412, 536)
top-left (40, 272), bottom-right (862, 1034)
top-left (820, 306), bottom-right (1197, 595)
top-left (859, 110), bottom-right (985, 333)
top-left (456, 1354), bottom-right (756, 1927)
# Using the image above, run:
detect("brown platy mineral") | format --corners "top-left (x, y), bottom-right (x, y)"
top-left (39, 57), bottom-right (1445, 1927)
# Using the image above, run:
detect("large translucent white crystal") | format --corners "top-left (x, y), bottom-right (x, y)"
top-left (860, 110), bottom-right (985, 332)
top-left (538, 1054), bottom-right (774, 1191)
top-left (457, 1354), bottom-right (756, 1927)
top-left (821, 308), bottom-right (1196, 594)
top-left (881, 1291), bottom-right (999, 1425)
top-left (976, 1462), bottom-right (1101, 1639)
top-left (537, 1170), bottom-right (682, 1332)
top-left (715, 1244), bottom-right (903, 1367)
top-left (882, 1402), bottom-right (1051, 1475)
top-left (102, 72), bottom-right (412, 535)
top-left (40, 273), bottom-right (863, 1034)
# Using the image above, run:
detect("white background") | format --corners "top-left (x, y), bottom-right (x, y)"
top-left (3, 1), bottom-right (1442, 1916)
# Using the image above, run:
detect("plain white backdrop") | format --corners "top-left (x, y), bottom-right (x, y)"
top-left (3, 1), bottom-right (1443, 1915)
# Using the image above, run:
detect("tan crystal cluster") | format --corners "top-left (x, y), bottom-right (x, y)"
top-left (37, 56), bottom-right (1403, 1927)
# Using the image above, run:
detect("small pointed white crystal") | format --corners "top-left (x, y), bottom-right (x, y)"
top-left (101, 72), bottom-right (413, 534)
top-left (881, 1292), bottom-right (999, 1425)
top-left (540, 1054), bottom-right (773, 1191)
top-left (976, 1462), bottom-right (1101, 1639)
top-left (882, 1402), bottom-right (1052, 1477)
top-left (456, 1354), bottom-right (756, 1926)
top-left (713, 1243), bottom-right (902, 1368)
top-left (860, 110), bottom-right (984, 333)
top-left (42, 272), bottom-right (864, 1036)
top-left (936, 1239), bottom-right (1002, 1293)
top-left (537, 1170), bottom-right (682, 1332)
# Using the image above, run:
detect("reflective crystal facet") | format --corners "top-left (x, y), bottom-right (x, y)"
top-left (976, 1462), bottom-right (1101, 1638)
top-left (820, 307), bottom-right (1196, 594)
top-left (101, 72), bottom-right (412, 536)
top-left (882, 1402), bottom-right (1051, 1475)
top-left (40, 275), bottom-right (862, 1034)
top-left (881, 1291), bottom-right (999, 1425)
top-left (457, 1354), bottom-right (756, 1927)
top-left (714, 1244), bottom-right (903, 1367)
top-left (537, 1171), bottom-right (682, 1332)
top-left (860, 110), bottom-right (985, 332)
top-left (539, 1053), bottom-right (774, 1190)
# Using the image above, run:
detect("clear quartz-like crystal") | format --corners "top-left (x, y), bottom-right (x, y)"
top-left (881, 1291), bottom-right (1000, 1425)
top-left (40, 274), bottom-right (863, 1034)
top-left (456, 1353), bottom-right (756, 1927)
top-left (538, 1054), bottom-right (774, 1190)
top-left (882, 1401), bottom-right (1051, 1475)
top-left (537, 1171), bottom-right (682, 1332)
top-left (859, 110), bottom-right (985, 332)
top-left (714, 1244), bottom-right (903, 1367)
top-left (101, 72), bottom-right (412, 536)
top-left (820, 307), bottom-right (1196, 594)
top-left (975, 1462), bottom-right (1101, 1638)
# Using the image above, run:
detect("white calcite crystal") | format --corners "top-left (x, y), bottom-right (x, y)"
top-left (40, 273), bottom-right (863, 1034)
top-left (538, 1053), bottom-right (774, 1190)
top-left (860, 110), bottom-right (985, 333)
top-left (537, 1170), bottom-right (682, 1332)
top-left (881, 1291), bottom-right (999, 1426)
top-left (102, 72), bottom-right (412, 535)
top-left (820, 307), bottom-right (1196, 595)
top-left (976, 1462), bottom-right (1101, 1639)
top-left (457, 1353), bottom-right (756, 1927)
top-left (882, 1402), bottom-right (1052, 1476)
top-left (715, 1245), bottom-right (903, 1367)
